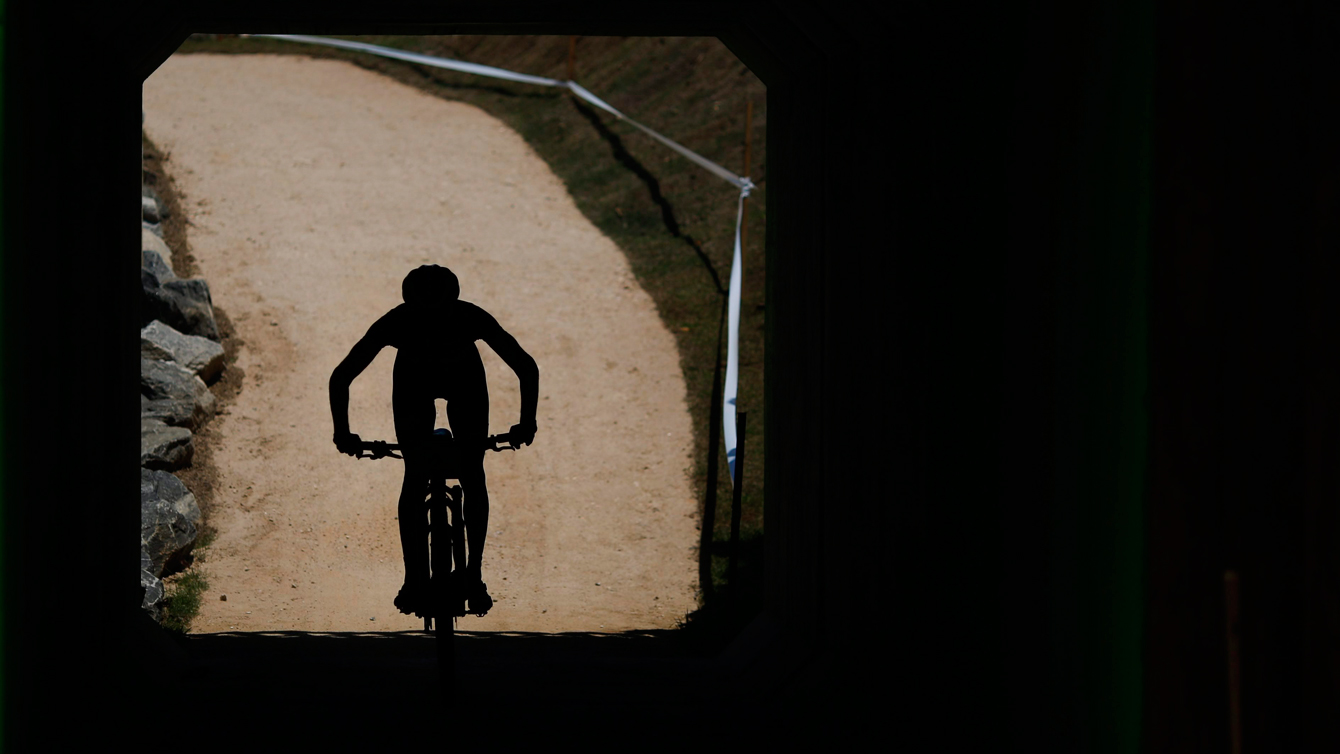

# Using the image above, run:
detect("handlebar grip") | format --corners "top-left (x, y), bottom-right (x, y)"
top-left (356, 440), bottom-right (402, 460)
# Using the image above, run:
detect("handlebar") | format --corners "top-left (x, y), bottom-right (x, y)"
top-left (356, 440), bottom-right (403, 460)
top-left (353, 432), bottom-right (518, 460)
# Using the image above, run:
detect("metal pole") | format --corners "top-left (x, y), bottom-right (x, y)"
top-left (699, 303), bottom-right (727, 600)
top-left (727, 411), bottom-right (746, 604)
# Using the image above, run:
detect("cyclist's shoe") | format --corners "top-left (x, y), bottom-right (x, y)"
top-left (394, 579), bottom-right (434, 619)
top-left (466, 579), bottom-right (494, 617)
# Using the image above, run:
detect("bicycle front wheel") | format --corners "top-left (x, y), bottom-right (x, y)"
top-left (428, 482), bottom-right (455, 694)
top-left (433, 611), bottom-right (455, 693)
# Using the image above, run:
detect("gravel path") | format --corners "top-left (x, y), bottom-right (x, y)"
top-left (143, 53), bottom-right (699, 633)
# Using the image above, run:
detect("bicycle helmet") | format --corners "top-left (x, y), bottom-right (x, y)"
top-left (402, 264), bottom-right (460, 307)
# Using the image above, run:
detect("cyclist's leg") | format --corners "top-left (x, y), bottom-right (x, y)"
top-left (446, 394), bottom-right (489, 584)
top-left (393, 393), bottom-right (435, 588)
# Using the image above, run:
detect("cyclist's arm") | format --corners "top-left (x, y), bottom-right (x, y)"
top-left (329, 314), bottom-right (394, 438)
top-left (480, 314), bottom-right (539, 434)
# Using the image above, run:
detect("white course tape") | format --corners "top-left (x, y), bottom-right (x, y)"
top-left (251, 34), bottom-right (568, 88)
top-left (249, 35), bottom-right (754, 193)
top-left (248, 34), bottom-right (754, 487)
top-left (723, 185), bottom-right (750, 484)
top-left (566, 82), bottom-right (754, 191)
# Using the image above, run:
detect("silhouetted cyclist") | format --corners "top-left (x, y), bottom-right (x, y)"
top-left (328, 264), bottom-right (538, 618)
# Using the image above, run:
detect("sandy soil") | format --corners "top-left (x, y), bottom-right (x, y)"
top-left (142, 54), bottom-right (699, 633)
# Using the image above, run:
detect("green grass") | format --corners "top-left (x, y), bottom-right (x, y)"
top-left (172, 34), bottom-right (768, 629)
top-left (160, 569), bottom-right (208, 635)
top-left (677, 524), bottom-right (764, 652)
top-left (193, 526), bottom-right (216, 553)
top-left (158, 527), bottom-right (215, 634)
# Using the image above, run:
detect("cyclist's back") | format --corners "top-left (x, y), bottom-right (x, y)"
top-left (380, 300), bottom-right (490, 403)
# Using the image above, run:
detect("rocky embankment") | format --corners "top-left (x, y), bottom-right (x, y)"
top-left (139, 129), bottom-right (225, 621)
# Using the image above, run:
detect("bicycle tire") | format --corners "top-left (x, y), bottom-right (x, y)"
top-left (428, 478), bottom-right (455, 693)
top-left (434, 611), bottom-right (455, 694)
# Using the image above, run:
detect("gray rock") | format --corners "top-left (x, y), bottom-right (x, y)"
top-left (141, 355), bottom-right (214, 428)
top-left (141, 468), bottom-right (202, 531)
top-left (141, 357), bottom-right (215, 415)
top-left (141, 490), bottom-right (197, 577)
top-left (141, 547), bottom-right (165, 621)
top-left (141, 320), bottom-right (225, 383)
top-left (142, 194), bottom-right (161, 224)
top-left (141, 268), bottom-right (219, 341)
top-left (164, 276), bottom-right (213, 307)
top-left (175, 494), bottom-right (202, 527)
top-left (141, 357), bottom-right (196, 400)
top-left (143, 219), bottom-right (164, 239)
top-left (141, 339), bottom-right (172, 363)
top-left (142, 227), bottom-right (173, 268)
top-left (140, 466), bottom-right (186, 505)
top-left (141, 418), bottom-right (194, 470)
top-left (141, 394), bottom-right (201, 429)
top-left (141, 249), bottom-right (175, 283)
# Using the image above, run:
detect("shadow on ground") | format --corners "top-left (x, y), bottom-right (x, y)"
top-left (165, 627), bottom-right (785, 746)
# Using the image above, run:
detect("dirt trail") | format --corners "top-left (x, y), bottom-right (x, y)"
top-left (143, 54), bottom-right (699, 633)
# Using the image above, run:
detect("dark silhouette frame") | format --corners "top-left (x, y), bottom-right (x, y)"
top-left (5, 0), bottom-right (1338, 749)
top-left (10, 4), bottom-right (815, 744)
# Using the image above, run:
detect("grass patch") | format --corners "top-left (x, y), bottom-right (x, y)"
top-left (193, 526), bottom-right (217, 553)
top-left (677, 525), bottom-right (765, 652)
top-left (171, 34), bottom-right (768, 627)
top-left (159, 530), bottom-right (214, 634)
top-left (160, 569), bottom-right (208, 635)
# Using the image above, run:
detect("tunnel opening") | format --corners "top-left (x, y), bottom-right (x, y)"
top-left (137, 30), bottom-right (772, 673)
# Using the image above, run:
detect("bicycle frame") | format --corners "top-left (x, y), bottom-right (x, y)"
top-left (357, 428), bottom-right (515, 619)
top-left (355, 428), bottom-right (516, 688)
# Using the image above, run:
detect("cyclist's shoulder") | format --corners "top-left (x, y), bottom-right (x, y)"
top-left (454, 299), bottom-right (486, 316)
top-left (373, 303), bottom-right (412, 328)
top-left (454, 300), bottom-right (498, 327)
top-left (361, 304), bottom-right (412, 343)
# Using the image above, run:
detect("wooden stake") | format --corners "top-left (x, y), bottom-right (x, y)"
top-left (1225, 570), bottom-right (1243, 754)
top-left (567, 36), bottom-right (576, 81)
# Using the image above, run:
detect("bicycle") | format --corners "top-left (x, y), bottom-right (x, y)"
top-left (355, 428), bottom-right (518, 690)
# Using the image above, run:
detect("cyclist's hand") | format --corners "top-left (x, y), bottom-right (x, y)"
top-left (509, 421), bottom-right (536, 447)
top-left (334, 431), bottom-right (362, 456)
